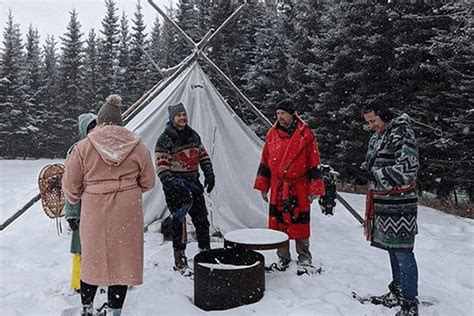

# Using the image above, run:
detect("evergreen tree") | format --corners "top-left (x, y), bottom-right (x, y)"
top-left (39, 35), bottom-right (63, 157)
top-left (161, 6), bottom-right (180, 68)
top-left (59, 9), bottom-right (84, 151)
top-left (128, 0), bottom-right (149, 104)
top-left (0, 10), bottom-right (27, 158)
top-left (23, 25), bottom-right (43, 158)
top-left (241, 2), bottom-right (283, 126)
top-left (117, 12), bottom-right (131, 105)
top-left (175, 0), bottom-right (200, 62)
top-left (83, 29), bottom-right (101, 111)
top-left (147, 15), bottom-right (164, 85)
top-left (98, 0), bottom-right (120, 100)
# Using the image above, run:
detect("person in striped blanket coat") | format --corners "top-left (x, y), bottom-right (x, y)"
top-left (347, 101), bottom-right (420, 316)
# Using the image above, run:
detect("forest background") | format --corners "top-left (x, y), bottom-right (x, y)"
top-left (1, 0), bottom-right (472, 212)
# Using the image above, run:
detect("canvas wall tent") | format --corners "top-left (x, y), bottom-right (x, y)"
top-left (126, 61), bottom-right (268, 234)
top-left (119, 0), bottom-right (274, 235)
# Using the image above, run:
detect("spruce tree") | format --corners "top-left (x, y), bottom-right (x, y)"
top-left (161, 6), bottom-right (180, 68)
top-left (39, 35), bottom-right (63, 157)
top-left (128, 0), bottom-right (149, 104)
top-left (23, 25), bottom-right (43, 158)
top-left (0, 10), bottom-right (27, 158)
top-left (98, 0), bottom-right (120, 100)
top-left (59, 9), bottom-right (84, 151)
top-left (147, 15), bottom-right (164, 85)
top-left (117, 12), bottom-right (131, 105)
top-left (83, 29), bottom-right (101, 111)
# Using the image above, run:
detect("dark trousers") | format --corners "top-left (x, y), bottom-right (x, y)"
top-left (388, 250), bottom-right (418, 301)
top-left (80, 280), bottom-right (128, 309)
top-left (172, 192), bottom-right (210, 251)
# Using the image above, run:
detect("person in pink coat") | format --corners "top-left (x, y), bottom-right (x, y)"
top-left (62, 94), bottom-right (156, 316)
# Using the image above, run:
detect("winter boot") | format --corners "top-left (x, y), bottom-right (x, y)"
top-left (173, 250), bottom-right (193, 277)
top-left (269, 257), bottom-right (291, 271)
top-left (80, 304), bottom-right (93, 316)
top-left (296, 259), bottom-right (322, 276)
top-left (370, 281), bottom-right (402, 308)
top-left (395, 299), bottom-right (419, 316)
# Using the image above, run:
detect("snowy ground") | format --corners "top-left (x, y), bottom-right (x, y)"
top-left (1, 159), bottom-right (473, 315)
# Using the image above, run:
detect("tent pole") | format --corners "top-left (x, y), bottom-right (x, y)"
top-left (133, 38), bottom-right (165, 77)
top-left (123, 53), bottom-right (197, 124)
top-left (146, 0), bottom-right (271, 127)
top-left (0, 193), bottom-right (41, 231)
top-left (336, 193), bottom-right (364, 225)
top-left (199, 53), bottom-right (272, 127)
top-left (147, 0), bottom-right (195, 48)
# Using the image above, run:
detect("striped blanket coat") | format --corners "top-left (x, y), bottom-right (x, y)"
top-left (363, 113), bottom-right (419, 251)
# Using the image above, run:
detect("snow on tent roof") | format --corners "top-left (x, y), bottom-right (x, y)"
top-left (126, 61), bottom-right (268, 234)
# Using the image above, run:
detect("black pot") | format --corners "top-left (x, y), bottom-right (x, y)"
top-left (194, 247), bottom-right (265, 311)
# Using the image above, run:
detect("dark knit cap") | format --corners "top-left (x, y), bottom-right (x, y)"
top-left (168, 102), bottom-right (186, 121)
top-left (275, 99), bottom-right (296, 115)
top-left (97, 94), bottom-right (123, 126)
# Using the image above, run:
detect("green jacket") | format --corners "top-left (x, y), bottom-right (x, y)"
top-left (64, 113), bottom-right (97, 254)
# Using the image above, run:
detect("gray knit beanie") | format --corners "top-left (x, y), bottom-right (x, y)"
top-left (168, 103), bottom-right (186, 121)
top-left (97, 94), bottom-right (123, 126)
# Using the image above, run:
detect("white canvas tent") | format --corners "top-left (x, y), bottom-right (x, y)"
top-left (126, 61), bottom-right (268, 234)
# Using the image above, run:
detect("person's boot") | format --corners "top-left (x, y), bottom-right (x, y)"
top-left (296, 259), bottom-right (322, 276)
top-left (268, 257), bottom-right (291, 271)
top-left (173, 250), bottom-right (193, 277)
top-left (395, 299), bottom-right (419, 316)
top-left (370, 281), bottom-right (402, 308)
top-left (80, 304), bottom-right (93, 316)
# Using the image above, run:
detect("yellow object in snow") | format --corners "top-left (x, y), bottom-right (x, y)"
top-left (71, 254), bottom-right (81, 290)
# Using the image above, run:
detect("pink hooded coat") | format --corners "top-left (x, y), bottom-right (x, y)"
top-left (62, 125), bottom-right (156, 286)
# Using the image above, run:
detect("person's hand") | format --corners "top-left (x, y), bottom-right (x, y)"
top-left (261, 191), bottom-right (268, 203)
top-left (346, 165), bottom-right (374, 185)
top-left (67, 218), bottom-right (80, 231)
top-left (204, 176), bottom-right (215, 193)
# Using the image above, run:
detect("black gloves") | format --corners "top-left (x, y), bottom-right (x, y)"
top-left (346, 165), bottom-right (374, 186)
top-left (67, 218), bottom-right (80, 231)
top-left (204, 175), bottom-right (215, 193)
top-left (162, 176), bottom-right (188, 197)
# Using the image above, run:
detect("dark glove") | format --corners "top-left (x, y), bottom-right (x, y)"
top-left (162, 176), bottom-right (187, 196)
top-left (204, 175), bottom-right (215, 193)
top-left (346, 165), bottom-right (374, 186)
top-left (67, 218), bottom-right (80, 231)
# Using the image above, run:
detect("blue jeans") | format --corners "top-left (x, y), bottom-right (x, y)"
top-left (388, 250), bottom-right (418, 300)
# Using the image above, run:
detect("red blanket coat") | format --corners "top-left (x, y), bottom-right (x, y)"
top-left (254, 118), bottom-right (325, 239)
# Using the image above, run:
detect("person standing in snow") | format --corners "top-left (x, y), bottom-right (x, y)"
top-left (155, 103), bottom-right (215, 276)
top-left (254, 100), bottom-right (325, 275)
top-left (62, 95), bottom-right (156, 316)
top-left (64, 113), bottom-right (97, 293)
top-left (346, 101), bottom-right (419, 316)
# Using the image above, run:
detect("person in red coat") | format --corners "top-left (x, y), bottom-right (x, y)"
top-left (254, 100), bottom-right (325, 275)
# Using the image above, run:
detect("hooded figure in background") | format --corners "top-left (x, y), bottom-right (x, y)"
top-left (62, 95), bottom-right (155, 316)
top-left (64, 112), bottom-right (97, 292)
top-left (155, 102), bottom-right (215, 277)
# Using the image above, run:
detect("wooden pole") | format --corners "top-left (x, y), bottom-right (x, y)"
top-left (0, 193), bottom-right (41, 231)
top-left (336, 193), bottom-right (364, 225)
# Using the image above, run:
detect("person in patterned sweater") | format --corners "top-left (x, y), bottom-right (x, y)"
top-left (347, 101), bottom-right (420, 316)
top-left (155, 103), bottom-right (215, 276)
top-left (254, 100), bottom-right (325, 275)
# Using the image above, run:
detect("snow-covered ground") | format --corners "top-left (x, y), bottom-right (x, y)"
top-left (1, 159), bottom-right (473, 315)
